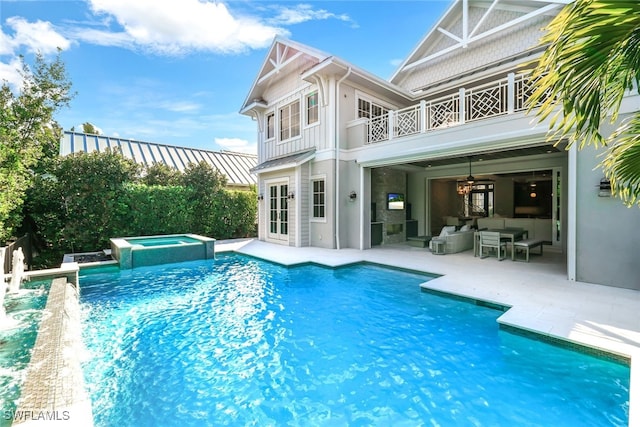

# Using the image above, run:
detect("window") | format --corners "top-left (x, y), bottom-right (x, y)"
top-left (306, 92), bottom-right (318, 125)
top-left (279, 101), bottom-right (300, 141)
top-left (266, 112), bottom-right (275, 140)
top-left (464, 184), bottom-right (494, 217)
top-left (358, 97), bottom-right (388, 119)
top-left (312, 179), bottom-right (325, 219)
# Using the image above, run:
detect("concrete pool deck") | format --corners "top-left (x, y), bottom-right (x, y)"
top-left (217, 238), bottom-right (639, 425)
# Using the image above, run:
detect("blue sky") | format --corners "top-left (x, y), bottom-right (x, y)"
top-left (0, 0), bottom-right (451, 154)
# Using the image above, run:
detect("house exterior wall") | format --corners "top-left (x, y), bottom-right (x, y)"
top-left (575, 138), bottom-right (640, 290)
top-left (245, 2), bottom-right (640, 290)
top-left (395, 8), bottom-right (550, 91)
top-left (309, 159), bottom-right (335, 248)
top-left (261, 84), bottom-right (328, 161)
top-left (258, 169), bottom-right (297, 247)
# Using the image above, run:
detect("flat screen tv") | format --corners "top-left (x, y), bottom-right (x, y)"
top-left (387, 193), bottom-right (405, 210)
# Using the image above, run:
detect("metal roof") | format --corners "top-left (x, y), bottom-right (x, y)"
top-left (60, 131), bottom-right (257, 188)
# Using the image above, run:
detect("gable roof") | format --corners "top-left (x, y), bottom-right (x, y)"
top-left (390, 0), bottom-right (570, 86)
top-left (60, 131), bottom-right (257, 188)
top-left (240, 37), bottom-right (331, 114)
top-left (240, 37), bottom-right (416, 116)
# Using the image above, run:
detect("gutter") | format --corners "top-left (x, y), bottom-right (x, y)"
top-left (335, 67), bottom-right (352, 250)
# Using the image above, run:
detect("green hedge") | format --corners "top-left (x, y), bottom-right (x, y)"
top-left (25, 151), bottom-right (257, 268)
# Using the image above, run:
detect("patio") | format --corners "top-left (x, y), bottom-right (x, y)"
top-left (219, 238), bottom-right (639, 424)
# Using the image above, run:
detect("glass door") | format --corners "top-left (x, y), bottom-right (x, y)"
top-left (268, 183), bottom-right (289, 241)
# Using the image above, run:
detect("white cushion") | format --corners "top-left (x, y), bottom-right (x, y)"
top-left (439, 225), bottom-right (457, 237)
top-left (459, 224), bottom-right (470, 232)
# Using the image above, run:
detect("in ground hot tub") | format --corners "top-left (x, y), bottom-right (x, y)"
top-left (110, 234), bottom-right (215, 269)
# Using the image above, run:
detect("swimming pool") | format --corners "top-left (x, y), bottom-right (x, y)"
top-left (79, 254), bottom-right (629, 426)
top-left (0, 280), bottom-right (50, 427)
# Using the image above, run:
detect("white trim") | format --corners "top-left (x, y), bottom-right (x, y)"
top-left (310, 174), bottom-right (328, 223)
top-left (265, 111), bottom-right (276, 141)
top-left (402, 2), bottom-right (563, 72)
top-left (567, 143), bottom-right (577, 281)
top-left (264, 177), bottom-right (291, 245)
top-left (304, 90), bottom-right (320, 128)
top-left (354, 90), bottom-right (397, 118)
top-left (277, 99), bottom-right (302, 144)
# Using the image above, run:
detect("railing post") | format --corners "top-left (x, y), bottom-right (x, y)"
top-left (507, 72), bottom-right (515, 113)
top-left (388, 110), bottom-right (395, 141)
top-left (459, 88), bottom-right (466, 124)
top-left (420, 100), bottom-right (427, 133)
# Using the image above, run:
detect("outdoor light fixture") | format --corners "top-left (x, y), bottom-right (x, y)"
top-left (598, 178), bottom-right (611, 197)
top-left (258, 193), bottom-right (264, 201)
top-left (288, 191), bottom-right (295, 200)
top-left (349, 191), bottom-right (357, 201)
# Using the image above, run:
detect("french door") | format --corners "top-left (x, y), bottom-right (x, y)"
top-left (268, 182), bottom-right (289, 241)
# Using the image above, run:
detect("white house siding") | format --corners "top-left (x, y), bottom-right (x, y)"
top-left (299, 162), bottom-right (310, 247)
top-left (309, 159), bottom-right (335, 249)
top-left (574, 136), bottom-right (640, 291)
top-left (261, 87), bottom-right (331, 162)
top-left (395, 9), bottom-right (549, 92)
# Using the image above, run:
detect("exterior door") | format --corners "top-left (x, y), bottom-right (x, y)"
top-left (268, 183), bottom-right (289, 241)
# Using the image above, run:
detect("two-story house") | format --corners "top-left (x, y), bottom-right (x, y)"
top-left (240, 0), bottom-right (640, 290)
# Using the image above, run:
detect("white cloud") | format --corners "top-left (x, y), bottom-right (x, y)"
top-left (215, 137), bottom-right (257, 155)
top-left (268, 4), bottom-right (356, 27)
top-left (4, 16), bottom-right (71, 54)
top-left (84, 0), bottom-right (289, 55)
top-left (0, 17), bottom-right (71, 90)
top-left (0, 57), bottom-right (23, 89)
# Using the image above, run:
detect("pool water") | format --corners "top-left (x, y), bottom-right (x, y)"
top-left (0, 280), bottom-right (50, 427)
top-left (79, 254), bottom-right (630, 426)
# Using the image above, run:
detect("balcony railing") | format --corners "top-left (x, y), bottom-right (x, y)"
top-left (366, 72), bottom-right (544, 144)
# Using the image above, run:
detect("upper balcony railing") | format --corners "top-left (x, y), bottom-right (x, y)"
top-left (366, 72), bottom-right (545, 144)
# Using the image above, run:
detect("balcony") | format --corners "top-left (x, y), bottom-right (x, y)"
top-left (363, 72), bottom-right (545, 144)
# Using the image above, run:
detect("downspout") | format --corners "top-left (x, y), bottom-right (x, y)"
top-left (335, 67), bottom-right (352, 250)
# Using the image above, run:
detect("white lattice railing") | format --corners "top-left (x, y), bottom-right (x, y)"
top-left (365, 72), bottom-right (544, 144)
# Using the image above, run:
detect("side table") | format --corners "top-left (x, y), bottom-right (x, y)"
top-left (431, 239), bottom-right (446, 255)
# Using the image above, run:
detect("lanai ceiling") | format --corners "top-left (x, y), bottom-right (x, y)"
top-left (407, 141), bottom-right (566, 169)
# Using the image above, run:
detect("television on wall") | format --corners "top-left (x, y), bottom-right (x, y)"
top-left (387, 193), bottom-right (405, 210)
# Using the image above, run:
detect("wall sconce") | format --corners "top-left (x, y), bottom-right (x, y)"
top-left (288, 191), bottom-right (295, 200)
top-left (257, 193), bottom-right (264, 201)
top-left (349, 191), bottom-right (357, 201)
top-left (598, 178), bottom-right (611, 197)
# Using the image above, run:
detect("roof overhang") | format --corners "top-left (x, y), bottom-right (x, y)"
top-left (300, 57), bottom-right (415, 105)
top-left (250, 149), bottom-right (316, 174)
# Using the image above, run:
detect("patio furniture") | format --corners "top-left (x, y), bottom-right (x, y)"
top-left (407, 235), bottom-right (432, 248)
top-left (431, 239), bottom-right (446, 255)
top-left (429, 226), bottom-right (475, 254)
top-left (478, 231), bottom-right (507, 260)
top-left (513, 239), bottom-right (544, 262)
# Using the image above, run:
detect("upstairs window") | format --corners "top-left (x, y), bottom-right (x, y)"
top-left (280, 101), bottom-right (300, 141)
top-left (358, 98), bottom-right (388, 119)
top-left (306, 92), bottom-right (318, 125)
top-left (266, 112), bottom-right (275, 140)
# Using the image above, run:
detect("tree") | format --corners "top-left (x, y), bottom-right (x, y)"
top-left (141, 162), bottom-right (182, 186)
top-left (0, 51), bottom-right (73, 242)
top-left (529, 0), bottom-right (640, 206)
top-left (81, 122), bottom-right (100, 134)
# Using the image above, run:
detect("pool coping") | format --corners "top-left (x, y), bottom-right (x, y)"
top-left (11, 276), bottom-right (93, 426)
